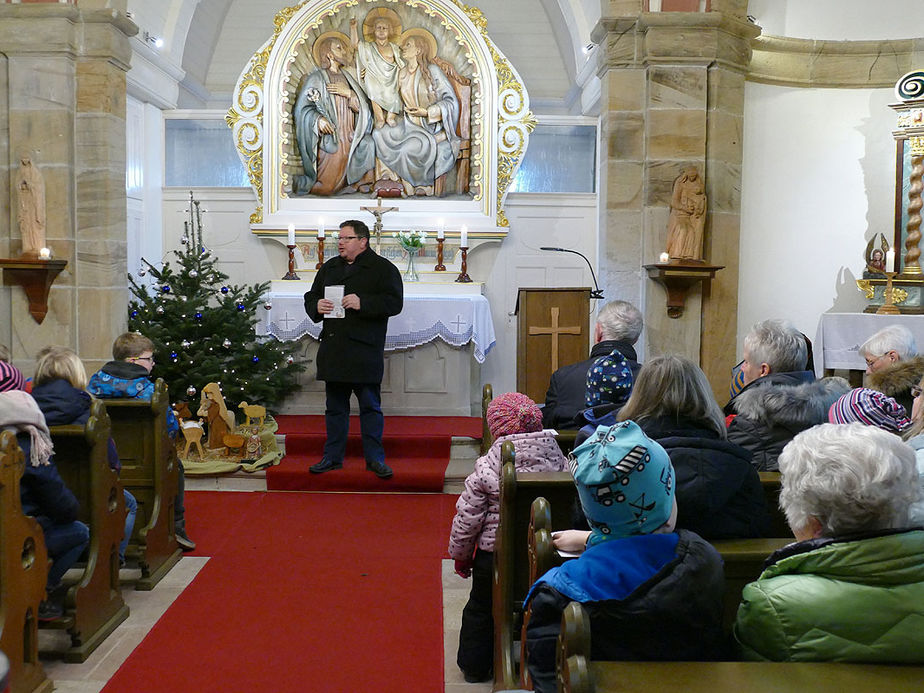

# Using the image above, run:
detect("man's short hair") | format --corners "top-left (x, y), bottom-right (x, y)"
top-left (743, 319), bottom-right (806, 374)
top-left (340, 219), bottom-right (370, 241)
top-left (860, 324), bottom-right (917, 361)
top-left (596, 301), bottom-right (643, 344)
top-left (113, 332), bottom-right (154, 361)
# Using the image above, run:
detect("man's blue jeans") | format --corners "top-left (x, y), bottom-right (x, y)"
top-left (323, 382), bottom-right (385, 464)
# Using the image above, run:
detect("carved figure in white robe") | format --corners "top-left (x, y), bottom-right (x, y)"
top-left (371, 33), bottom-right (461, 196)
top-left (16, 156), bottom-right (46, 256)
top-left (666, 167), bottom-right (707, 261)
top-left (350, 13), bottom-right (405, 130)
top-left (292, 35), bottom-right (374, 195)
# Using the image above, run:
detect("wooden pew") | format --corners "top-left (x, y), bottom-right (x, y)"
top-left (47, 399), bottom-right (130, 662)
top-left (493, 443), bottom-right (577, 690)
top-left (557, 601), bottom-right (924, 693)
top-left (0, 431), bottom-right (53, 693)
top-left (101, 379), bottom-right (181, 590)
top-left (759, 471), bottom-right (790, 538)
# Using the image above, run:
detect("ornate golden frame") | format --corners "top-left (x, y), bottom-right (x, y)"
top-left (226, 0), bottom-right (535, 232)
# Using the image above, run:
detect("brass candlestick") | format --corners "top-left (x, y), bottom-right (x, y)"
top-left (315, 238), bottom-right (325, 269)
top-left (455, 246), bottom-right (472, 283)
top-left (435, 238), bottom-right (446, 271)
top-left (282, 244), bottom-right (300, 280)
top-left (876, 271), bottom-right (901, 314)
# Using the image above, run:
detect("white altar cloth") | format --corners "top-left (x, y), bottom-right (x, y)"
top-left (814, 312), bottom-right (924, 375)
top-left (258, 291), bottom-right (496, 363)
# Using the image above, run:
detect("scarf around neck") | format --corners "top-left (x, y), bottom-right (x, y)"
top-left (0, 390), bottom-right (54, 466)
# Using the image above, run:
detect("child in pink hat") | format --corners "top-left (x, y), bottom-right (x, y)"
top-left (448, 392), bottom-right (567, 683)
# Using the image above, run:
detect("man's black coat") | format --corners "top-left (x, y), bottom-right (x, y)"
top-left (304, 245), bottom-right (403, 384)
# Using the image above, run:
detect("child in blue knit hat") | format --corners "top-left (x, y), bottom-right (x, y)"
top-left (523, 421), bottom-right (727, 693)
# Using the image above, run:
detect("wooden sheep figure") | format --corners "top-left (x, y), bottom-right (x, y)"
top-left (238, 401), bottom-right (266, 427)
top-left (197, 383), bottom-right (235, 450)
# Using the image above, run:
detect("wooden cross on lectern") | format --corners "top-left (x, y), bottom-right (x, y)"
top-left (529, 307), bottom-right (581, 371)
top-left (359, 198), bottom-right (399, 252)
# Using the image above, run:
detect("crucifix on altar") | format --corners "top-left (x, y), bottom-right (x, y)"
top-left (515, 288), bottom-right (591, 404)
top-left (359, 197), bottom-right (399, 252)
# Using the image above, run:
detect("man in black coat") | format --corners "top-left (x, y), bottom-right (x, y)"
top-left (303, 219), bottom-right (403, 478)
top-left (542, 300), bottom-right (643, 429)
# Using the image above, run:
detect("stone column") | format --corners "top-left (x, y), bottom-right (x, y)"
top-left (0, 5), bottom-right (135, 372)
top-left (592, 1), bottom-right (758, 399)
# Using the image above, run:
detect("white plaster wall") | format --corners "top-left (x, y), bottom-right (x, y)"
top-left (738, 83), bottom-right (897, 354)
top-left (748, 0), bottom-right (921, 40)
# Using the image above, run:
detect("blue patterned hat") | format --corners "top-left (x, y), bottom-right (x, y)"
top-left (584, 349), bottom-right (633, 408)
top-left (569, 421), bottom-right (675, 545)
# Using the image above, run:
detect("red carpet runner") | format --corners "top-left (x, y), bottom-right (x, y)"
top-left (268, 415), bottom-right (482, 493)
top-left (103, 490), bottom-right (461, 693)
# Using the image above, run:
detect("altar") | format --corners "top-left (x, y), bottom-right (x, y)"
top-left (814, 312), bottom-right (924, 377)
top-left (258, 279), bottom-right (495, 416)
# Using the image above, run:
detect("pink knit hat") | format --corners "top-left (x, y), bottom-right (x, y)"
top-left (0, 361), bottom-right (25, 392)
top-left (487, 392), bottom-right (543, 439)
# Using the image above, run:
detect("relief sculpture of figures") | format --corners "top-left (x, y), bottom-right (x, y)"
top-left (16, 155), bottom-right (46, 256)
top-left (666, 167), bottom-right (707, 262)
top-left (350, 10), bottom-right (404, 130)
top-left (372, 29), bottom-right (461, 197)
top-left (292, 33), bottom-right (375, 196)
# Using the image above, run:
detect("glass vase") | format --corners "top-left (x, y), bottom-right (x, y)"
top-left (403, 247), bottom-right (420, 282)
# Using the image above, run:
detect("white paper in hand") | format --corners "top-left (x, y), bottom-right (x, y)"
top-left (324, 285), bottom-right (345, 318)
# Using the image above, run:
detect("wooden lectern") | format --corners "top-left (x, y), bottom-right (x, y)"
top-left (515, 288), bottom-right (591, 404)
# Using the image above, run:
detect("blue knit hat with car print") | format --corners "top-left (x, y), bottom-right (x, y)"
top-left (569, 421), bottom-right (675, 546)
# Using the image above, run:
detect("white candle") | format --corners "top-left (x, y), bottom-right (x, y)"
top-left (318, 218), bottom-right (325, 240)
top-left (886, 248), bottom-right (895, 273)
top-left (287, 223), bottom-right (296, 246)
top-left (659, 252), bottom-right (670, 264)
top-left (39, 247), bottom-right (51, 260)
top-left (460, 225), bottom-right (468, 247)
top-left (437, 219), bottom-right (445, 240)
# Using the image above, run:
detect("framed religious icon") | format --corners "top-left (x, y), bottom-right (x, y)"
top-left (227, 0), bottom-right (535, 237)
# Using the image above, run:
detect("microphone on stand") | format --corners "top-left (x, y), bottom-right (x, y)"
top-left (540, 247), bottom-right (604, 299)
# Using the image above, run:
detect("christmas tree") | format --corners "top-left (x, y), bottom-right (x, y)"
top-left (127, 193), bottom-right (304, 410)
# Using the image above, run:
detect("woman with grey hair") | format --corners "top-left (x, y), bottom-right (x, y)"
top-left (861, 324), bottom-right (924, 413)
top-left (734, 423), bottom-right (924, 662)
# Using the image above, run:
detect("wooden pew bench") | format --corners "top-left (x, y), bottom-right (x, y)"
top-left (46, 399), bottom-right (129, 662)
top-left (0, 431), bottom-right (53, 693)
top-left (100, 379), bottom-right (181, 590)
top-left (557, 601), bottom-right (924, 693)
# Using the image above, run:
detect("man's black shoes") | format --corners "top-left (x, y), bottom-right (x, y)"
top-left (366, 459), bottom-right (393, 479)
top-left (309, 458), bottom-right (343, 474)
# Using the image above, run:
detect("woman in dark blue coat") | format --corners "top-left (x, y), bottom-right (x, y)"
top-left (616, 355), bottom-right (770, 539)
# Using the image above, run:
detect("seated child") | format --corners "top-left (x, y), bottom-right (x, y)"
top-left (448, 392), bottom-right (568, 683)
top-left (0, 361), bottom-right (89, 621)
top-left (524, 421), bottom-right (726, 693)
top-left (31, 346), bottom-right (137, 565)
top-left (88, 332), bottom-right (195, 551)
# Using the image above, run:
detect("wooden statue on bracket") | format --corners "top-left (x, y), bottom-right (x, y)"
top-left (665, 167), bottom-right (707, 262)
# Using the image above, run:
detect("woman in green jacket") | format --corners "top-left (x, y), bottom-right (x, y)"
top-left (734, 422), bottom-right (924, 662)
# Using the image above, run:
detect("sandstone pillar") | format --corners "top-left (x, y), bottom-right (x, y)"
top-left (593, 1), bottom-right (758, 399)
top-left (0, 4), bottom-right (135, 372)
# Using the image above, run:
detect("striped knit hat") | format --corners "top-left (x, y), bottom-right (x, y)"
top-left (0, 361), bottom-right (25, 392)
top-left (487, 392), bottom-right (543, 439)
top-left (828, 387), bottom-right (910, 433)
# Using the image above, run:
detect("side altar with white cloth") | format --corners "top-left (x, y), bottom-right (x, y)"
top-left (259, 277), bottom-right (495, 416)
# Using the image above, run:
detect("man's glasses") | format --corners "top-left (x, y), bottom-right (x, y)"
top-left (338, 236), bottom-right (359, 241)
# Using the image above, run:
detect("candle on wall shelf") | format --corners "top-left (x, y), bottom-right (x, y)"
top-left (659, 252), bottom-right (669, 264)
top-left (460, 225), bottom-right (468, 247)
top-left (38, 247), bottom-right (51, 260)
top-left (318, 218), bottom-right (325, 239)
top-left (437, 218), bottom-right (445, 240)
top-left (287, 223), bottom-right (296, 246)
top-left (886, 247), bottom-right (895, 273)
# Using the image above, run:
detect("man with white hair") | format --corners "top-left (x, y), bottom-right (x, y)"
top-left (542, 300), bottom-right (642, 430)
top-left (861, 324), bottom-right (924, 413)
top-left (724, 319), bottom-right (849, 471)
top-left (735, 423), bottom-right (924, 662)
